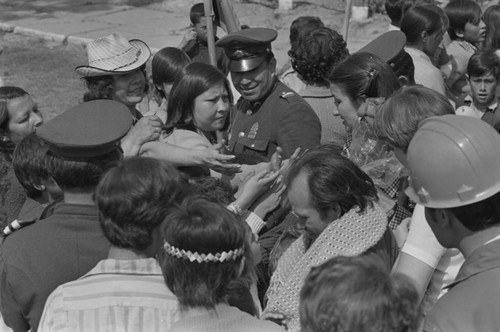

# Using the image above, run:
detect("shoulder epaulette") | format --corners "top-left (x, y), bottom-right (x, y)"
top-left (2, 219), bottom-right (36, 237)
top-left (280, 91), bottom-right (296, 100)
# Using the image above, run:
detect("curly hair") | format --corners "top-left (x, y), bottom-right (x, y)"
top-left (289, 27), bottom-right (349, 85)
top-left (289, 16), bottom-right (324, 49)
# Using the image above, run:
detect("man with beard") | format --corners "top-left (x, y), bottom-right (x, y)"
top-left (262, 144), bottom-right (397, 332)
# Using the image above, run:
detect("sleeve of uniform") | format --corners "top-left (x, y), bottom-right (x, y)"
top-left (0, 251), bottom-right (30, 332)
top-left (276, 99), bottom-right (321, 158)
top-left (0, 237), bottom-right (52, 332)
top-left (38, 289), bottom-right (68, 332)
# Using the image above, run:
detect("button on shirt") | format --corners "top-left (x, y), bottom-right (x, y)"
top-left (39, 258), bottom-right (179, 332)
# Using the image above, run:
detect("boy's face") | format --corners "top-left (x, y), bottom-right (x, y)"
top-left (462, 20), bottom-right (486, 44)
top-left (193, 20), bottom-right (217, 43)
top-left (469, 73), bottom-right (498, 108)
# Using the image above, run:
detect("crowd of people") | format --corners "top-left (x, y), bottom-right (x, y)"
top-left (1, 0), bottom-right (500, 331)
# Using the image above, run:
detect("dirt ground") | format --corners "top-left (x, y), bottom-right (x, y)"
top-left (0, 0), bottom-right (391, 52)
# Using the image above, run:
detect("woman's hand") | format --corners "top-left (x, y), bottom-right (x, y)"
top-left (252, 180), bottom-right (287, 219)
top-left (121, 115), bottom-right (162, 156)
top-left (356, 97), bottom-right (386, 126)
top-left (235, 169), bottom-right (281, 210)
top-left (275, 147), bottom-right (302, 178)
top-left (205, 140), bottom-right (242, 175)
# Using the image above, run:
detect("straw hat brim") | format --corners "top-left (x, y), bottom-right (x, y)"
top-left (75, 39), bottom-right (151, 77)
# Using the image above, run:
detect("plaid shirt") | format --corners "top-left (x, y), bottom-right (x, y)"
top-left (380, 176), bottom-right (414, 230)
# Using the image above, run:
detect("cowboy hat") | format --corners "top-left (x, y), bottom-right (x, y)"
top-left (75, 32), bottom-right (151, 77)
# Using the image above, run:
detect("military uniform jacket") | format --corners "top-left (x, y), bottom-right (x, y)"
top-left (0, 203), bottom-right (110, 332)
top-left (228, 79), bottom-right (321, 162)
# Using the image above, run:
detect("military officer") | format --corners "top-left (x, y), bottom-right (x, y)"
top-left (0, 100), bottom-right (132, 332)
top-left (216, 28), bottom-right (321, 163)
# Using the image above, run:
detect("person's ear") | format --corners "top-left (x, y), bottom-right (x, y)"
top-left (325, 202), bottom-right (342, 222)
top-left (421, 30), bottom-right (429, 42)
top-left (33, 183), bottom-right (46, 191)
top-left (433, 209), bottom-right (452, 230)
top-left (454, 29), bottom-right (465, 39)
top-left (398, 75), bottom-right (410, 86)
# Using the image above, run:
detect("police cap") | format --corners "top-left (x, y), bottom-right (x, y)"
top-left (37, 100), bottom-right (132, 158)
top-left (216, 28), bottom-right (278, 72)
top-left (357, 30), bottom-right (407, 65)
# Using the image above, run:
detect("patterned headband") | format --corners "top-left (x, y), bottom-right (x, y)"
top-left (163, 241), bottom-right (245, 263)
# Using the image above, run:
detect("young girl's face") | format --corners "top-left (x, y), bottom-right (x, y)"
top-left (6, 95), bottom-right (43, 144)
top-left (463, 20), bottom-right (486, 44)
top-left (330, 83), bottom-right (360, 133)
top-left (193, 82), bottom-right (230, 132)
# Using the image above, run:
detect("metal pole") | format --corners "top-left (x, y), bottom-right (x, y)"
top-left (203, 0), bottom-right (217, 67)
top-left (342, 0), bottom-right (353, 42)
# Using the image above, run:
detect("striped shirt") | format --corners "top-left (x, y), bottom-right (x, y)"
top-left (38, 258), bottom-right (179, 332)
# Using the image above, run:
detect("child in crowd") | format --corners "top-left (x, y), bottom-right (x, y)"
top-left (401, 4), bottom-right (447, 95)
top-left (385, 0), bottom-right (413, 31)
top-left (39, 157), bottom-right (185, 331)
top-left (145, 47), bottom-right (191, 122)
top-left (158, 197), bottom-right (284, 332)
top-left (179, 3), bottom-right (228, 74)
top-left (456, 50), bottom-right (500, 124)
top-left (300, 256), bottom-right (421, 332)
top-left (12, 133), bottom-right (62, 222)
top-left (483, 5), bottom-right (500, 56)
top-left (445, 0), bottom-right (486, 101)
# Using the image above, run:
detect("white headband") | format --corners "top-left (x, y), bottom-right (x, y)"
top-left (163, 241), bottom-right (244, 263)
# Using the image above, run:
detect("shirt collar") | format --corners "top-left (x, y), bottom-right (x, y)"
top-left (82, 258), bottom-right (162, 278)
top-left (464, 95), bottom-right (498, 113)
top-left (446, 239), bottom-right (500, 289)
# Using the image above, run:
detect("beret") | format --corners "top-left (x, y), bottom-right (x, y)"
top-left (37, 100), bottom-right (133, 158)
top-left (357, 31), bottom-right (407, 65)
top-left (216, 28), bottom-right (278, 72)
